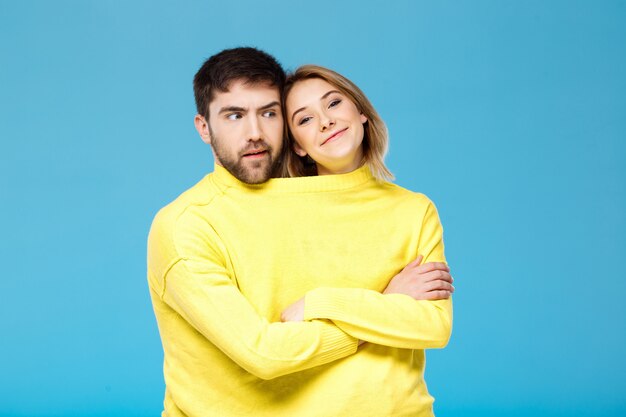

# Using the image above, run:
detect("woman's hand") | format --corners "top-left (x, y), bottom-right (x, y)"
top-left (383, 255), bottom-right (454, 300)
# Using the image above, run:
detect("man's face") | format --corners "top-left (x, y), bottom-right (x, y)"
top-left (201, 80), bottom-right (284, 184)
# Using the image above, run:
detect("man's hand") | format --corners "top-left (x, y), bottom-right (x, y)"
top-left (383, 255), bottom-right (454, 300)
top-left (281, 297), bottom-right (305, 322)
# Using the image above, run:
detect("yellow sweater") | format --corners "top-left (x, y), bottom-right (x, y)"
top-left (147, 164), bottom-right (452, 417)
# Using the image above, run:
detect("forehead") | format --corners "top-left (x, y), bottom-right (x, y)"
top-left (210, 79), bottom-right (280, 108)
top-left (286, 78), bottom-right (338, 109)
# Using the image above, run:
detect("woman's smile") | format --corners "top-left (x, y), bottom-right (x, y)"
top-left (321, 127), bottom-right (349, 146)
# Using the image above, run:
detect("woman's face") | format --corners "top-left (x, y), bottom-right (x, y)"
top-left (286, 78), bottom-right (367, 175)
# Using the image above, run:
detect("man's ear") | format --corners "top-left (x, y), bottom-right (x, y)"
top-left (194, 114), bottom-right (212, 145)
top-left (293, 141), bottom-right (308, 157)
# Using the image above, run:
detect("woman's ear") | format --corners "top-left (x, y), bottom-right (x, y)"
top-left (360, 113), bottom-right (368, 124)
top-left (293, 141), bottom-right (308, 157)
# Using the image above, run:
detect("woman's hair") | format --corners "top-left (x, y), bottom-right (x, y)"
top-left (282, 65), bottom-right (393, 181)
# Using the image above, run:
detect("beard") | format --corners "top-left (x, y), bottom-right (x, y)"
top-left (210, 128), bottom-right (282, 184)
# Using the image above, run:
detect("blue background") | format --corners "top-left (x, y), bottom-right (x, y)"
top-left (1, 1), bottom-right (624, 416)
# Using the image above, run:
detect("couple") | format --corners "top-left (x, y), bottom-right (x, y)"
top-left (147, 47), bottom-right (454, 417)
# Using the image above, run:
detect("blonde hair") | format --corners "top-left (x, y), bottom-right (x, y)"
top-left (282, 65), bottom-right (393, 181)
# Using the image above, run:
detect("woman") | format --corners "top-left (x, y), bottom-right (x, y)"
top-left (282, 65), bottom-right (392, 181)
top-left (279, 64), bottom-right (454, 416)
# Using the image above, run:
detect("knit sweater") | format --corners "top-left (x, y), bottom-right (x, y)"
top-left (147, 164), bottom-right (452, 417)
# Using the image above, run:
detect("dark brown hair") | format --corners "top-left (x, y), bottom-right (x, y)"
top-left (193, 47), bottom-right (286, 119)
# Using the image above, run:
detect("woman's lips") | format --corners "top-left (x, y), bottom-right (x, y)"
top-left (322, 128), bottom-right (348, 146)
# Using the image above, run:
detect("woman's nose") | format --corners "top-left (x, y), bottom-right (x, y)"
top-left (319, 117), bottom-right (335, 132)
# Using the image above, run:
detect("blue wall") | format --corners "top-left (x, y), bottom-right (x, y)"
top-left (1, 1), bottom-right (624, 416)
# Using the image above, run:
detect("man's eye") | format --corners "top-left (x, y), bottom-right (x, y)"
top-left (263, 110), bottom-right (277, 118)
top-left (329, 99), bottom-right (341, 108)
top-left (227, 113), bottom-right (242, 120)
top-left (298, 116), bottom-right (312, 126)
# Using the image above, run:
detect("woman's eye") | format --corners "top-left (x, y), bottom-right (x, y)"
top-left (227, 113), bottom-right (242, 120)
top-left (329, 99), bottom-right (341, 108)
top-left (298, 116), bottom-right (312, 126)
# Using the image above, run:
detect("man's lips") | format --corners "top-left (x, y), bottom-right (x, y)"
top-left (321, 128), bottom-right (348, 146)
top-left (242, 149), bottom-right (269, 158)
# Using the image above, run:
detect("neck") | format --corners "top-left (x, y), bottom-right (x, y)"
top-left (316, 148), bottom-right (364, 176)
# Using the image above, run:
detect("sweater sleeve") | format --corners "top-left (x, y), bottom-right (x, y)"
top-left (302, 200), bottom-right (453, 349)
top-left (150, 213), bottom-right (358, 381)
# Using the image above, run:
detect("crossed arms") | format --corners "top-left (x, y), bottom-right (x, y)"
top-left (148, 201), bottom-right (453, 380)
top-left (281, 201), bottom-right (453, 349)
top-left (281, 256), bottom-right (453, 349)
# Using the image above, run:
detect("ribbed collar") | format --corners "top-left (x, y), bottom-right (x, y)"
top-left (211, 163), bottom-right (374, 193)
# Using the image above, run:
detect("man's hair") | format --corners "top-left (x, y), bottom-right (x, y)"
top-left (282, 65), bottom-right (394, 181)
top-left (193, 47), bottom-right (286, 119)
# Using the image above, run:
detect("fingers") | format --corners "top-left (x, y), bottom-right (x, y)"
top-left (405, 255), bottom-right (424, 269)
top-left (417, 262), bottom-right (450, 273)
top-left (421, 290), bottom-right (452, 300)
top-left (418, 269), bottom-right (453, 284)
top-left (408, 279), bottom-right (454, 300)
top-left (426, 279), bottom-right (454, 293)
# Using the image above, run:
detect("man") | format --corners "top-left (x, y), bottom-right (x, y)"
top-left (148, 47), bottom-right (453, 416)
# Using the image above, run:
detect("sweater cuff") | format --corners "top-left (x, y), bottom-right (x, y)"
top-left (313, 319), bottom-right (359, 361)
top-left (304, 287), bottom-right (358, 322)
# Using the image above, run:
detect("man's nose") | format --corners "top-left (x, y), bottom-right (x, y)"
top-left (246, 115), bottom-right (263, 141)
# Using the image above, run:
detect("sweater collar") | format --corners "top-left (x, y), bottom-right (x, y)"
top-left (211, 163), bottom-right (375, 193)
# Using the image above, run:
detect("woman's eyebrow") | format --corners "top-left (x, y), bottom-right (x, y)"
top-left (321, 90), bottom-right (341, 100)
top-left (290, 90), bottom-right (341, 123)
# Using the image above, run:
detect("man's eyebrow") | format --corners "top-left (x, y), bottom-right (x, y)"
top-left (258, 101), bottom-right (280, 111)
top-left (218, 101), bottom-right (280, 115)
top-left (290, 90), bottom-right (341, 124)
top-left (219, 106), bottom-right (247, 115)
